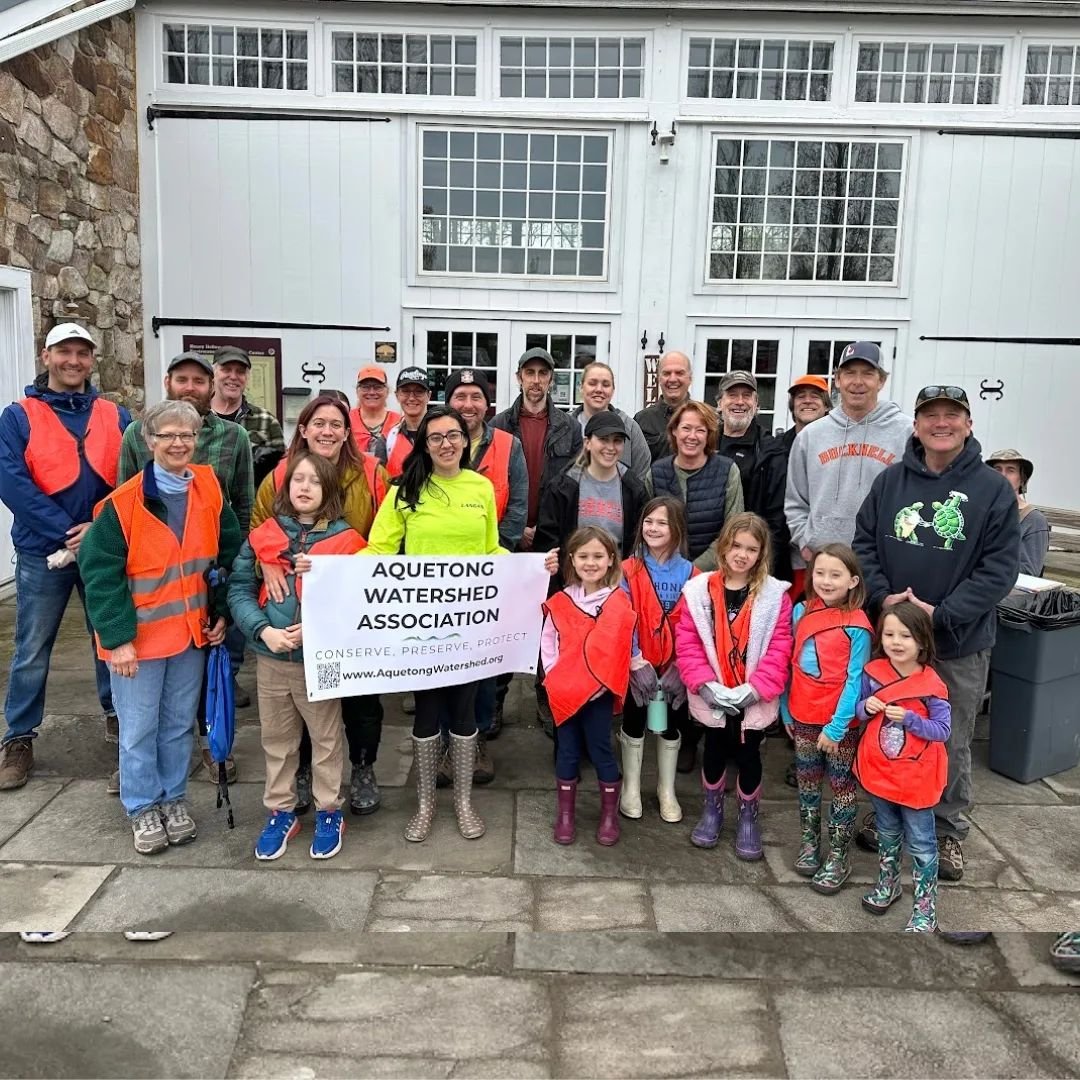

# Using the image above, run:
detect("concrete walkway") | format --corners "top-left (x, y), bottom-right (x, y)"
top-left (0, 599), bottom-right (1077, 1078)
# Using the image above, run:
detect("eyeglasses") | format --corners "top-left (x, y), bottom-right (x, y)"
top-left (306, 419), bottom-right (345, 432)
top-left (426, 431), bottom-right (466, 447)
top-left (398, 387), bottom-right (429, 397)
top-left (151, 432), bottom-right (197, 444)
top-left (916, 385), bottom-right (970, 408)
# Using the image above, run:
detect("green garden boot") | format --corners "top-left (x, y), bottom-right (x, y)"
top-left (861, 830), bottom-right (904, 914)
top-left (810, 812), bottom-right (855, 895)
top-left (794, 794), bottom-right (822, 878)
top-left (904, 852), bottom-right (939, 933)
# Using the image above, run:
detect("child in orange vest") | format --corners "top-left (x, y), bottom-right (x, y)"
top-left (541, 526), bottom-right (654, 847)
top-left (855, 601), bottom-right (951, 933)
top-left (618, 496), bottom-right (697, 825)
top-left (780, 543), bottom-right (873, 894)
top-left (228, 451), bottom-right (365, 862)
top-left (675, 512), bottom-right (794, 860)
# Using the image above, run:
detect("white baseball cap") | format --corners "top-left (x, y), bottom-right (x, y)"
top-left (44, 323), bottom-right (96, 349)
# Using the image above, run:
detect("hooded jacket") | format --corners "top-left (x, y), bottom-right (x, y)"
top-left (570, 404), bottom-right (653, 491)
top-left (784, 400), bottom-right (913, 564)
top-left (852, 435), bottom-right (1020, 659)
top-left (0, 375), bottom-right (132, 556)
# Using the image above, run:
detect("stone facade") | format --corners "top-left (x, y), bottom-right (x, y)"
top-left (0, 13), bottom-right (142, 408)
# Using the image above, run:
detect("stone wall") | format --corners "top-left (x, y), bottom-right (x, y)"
top-left (0, 13), bottom-right (142, 408)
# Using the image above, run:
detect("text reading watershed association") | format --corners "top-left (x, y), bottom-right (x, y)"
top-left (355, 560), bottom-right (500, 631)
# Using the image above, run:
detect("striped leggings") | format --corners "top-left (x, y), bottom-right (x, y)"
top-left (792, 719), bottom-right (859, 826)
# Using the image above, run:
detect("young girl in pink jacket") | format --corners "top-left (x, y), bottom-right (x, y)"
top-left (675, 512), bottom-right (794, 860)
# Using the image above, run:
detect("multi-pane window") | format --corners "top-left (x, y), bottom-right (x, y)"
top-left (162, 23), bottom-right (309, 90)
top-left (1023, 44), bottom-right (1080, 105)
top-left (708, 138), bottom-right (904, 284)
top-left (421, 129), bottom-right (609, 278)
top-left (331, 32), bottom-right (476, 95)
top-left (499, 37), bottom-right (644, 98)
top-left (523, 332), bottom-right (598, 408)
top-left (687, 38), bottom-right (833, 101)
top-left (806, 338), bottom-right (884, 392)
top-left (424, 329), bottom-right (500, 408)
top-left (854, 42), bottom-right (1003, 104)
top-left (702, 339), bottom-right (780, 426)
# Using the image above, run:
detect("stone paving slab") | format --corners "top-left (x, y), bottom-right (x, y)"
top-left (366, 873), bottom-right (534, 931)
top-left (512, 931), bottom-right (1016, 988)
top-left (996, 932), bottom-right (1080, 987)
top-left (1042, 762), bottom-right (1080, 799)
top-left (986, 991), bottom-right (1080, 1075)
top-left (970, 741), bottom-right (1064, 805)
top-left (0, 862), bottom-right (114, 932)
top-left (651, 883), bottom-right (799, 932)
top-left (773, 986), bottom-right (1067, 1078)
top-left (971, 805), bottom-right (1080, 893)
top-left (556, 978), bottom-right (784, 1078)
top-left (70, 866), bottom-right (378, 932)
top-left (21, 713), bottom-right (118, 780)
top-left (0, 778), bottom-right (64, 846)
top-left (536, 878), bottom-right (654, 931)
top-left (513, 790), bottom-right (774, 883)
top-left (232, 970), bottom-right (550, 1073)
top-left (0, 960), bottom-right (254, 1078)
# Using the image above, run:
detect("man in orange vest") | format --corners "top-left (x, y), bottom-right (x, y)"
top-left (0, 324), bottom-right (132, 791)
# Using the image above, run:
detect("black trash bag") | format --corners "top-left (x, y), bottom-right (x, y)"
top-left (997, 589), bottom-right (1080, 632)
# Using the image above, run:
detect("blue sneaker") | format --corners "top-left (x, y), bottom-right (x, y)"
top-left (255, 812), bottom-right (300, 861)
top-left (310, 809), bottom-right (345, 860)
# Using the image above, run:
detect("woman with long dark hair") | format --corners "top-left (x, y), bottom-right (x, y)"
top-left (248, 394), bottom-right (390, 818)
top-left (363, 405), bottom-right (504, 843)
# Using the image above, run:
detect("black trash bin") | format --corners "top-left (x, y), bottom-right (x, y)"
top-left (989, 589), bottom-right (1080, 783)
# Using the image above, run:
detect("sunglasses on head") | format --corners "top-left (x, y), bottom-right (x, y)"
top-left (916, 385), bottom-right (970, 408)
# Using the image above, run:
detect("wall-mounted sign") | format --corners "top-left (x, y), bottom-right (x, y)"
top-left (184, 335), bottom-right (283, 420)
top-left (642, 353), bottom-right (660, 406)
top-left (374, 341), bottom-right (397, 365)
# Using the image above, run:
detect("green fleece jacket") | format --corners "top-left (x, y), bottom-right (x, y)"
top-left (79, 464), bottom-right (242, 651)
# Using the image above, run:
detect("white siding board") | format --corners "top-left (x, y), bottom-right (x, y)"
top-left (217, 122), bottom-right (253, 316)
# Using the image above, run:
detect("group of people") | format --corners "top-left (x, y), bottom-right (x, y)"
top-left (0, 324), bottom-right (1075, 961)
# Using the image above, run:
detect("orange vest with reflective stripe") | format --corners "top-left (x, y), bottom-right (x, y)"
top-left (542, 589), bottom-right (637, 725)
top-left (271, 453), bottom-right (387, 511)
top-left (95, 464), bottom-right (223, 662)
top-left (854, 658), bottom-right (950, 810)
top-left (248, 517), bottom-right (365, 605)
top-left (385, 424), bottom-right (416, 478)
top-left (22, 396), bottom-right (121, 496)
top-left (787, 601), bottom-right (874, 726)
top-left (475, 428), bottom-right (513, 521)
top-left (621, 556), bottom-right (698, 672)
top-left (350, 409), bottom-right (399, 455)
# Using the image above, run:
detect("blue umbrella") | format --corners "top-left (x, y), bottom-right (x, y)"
top-left (204, 568), bottom-right (236, 829)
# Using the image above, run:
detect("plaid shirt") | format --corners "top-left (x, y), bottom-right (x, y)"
top-left (225, 397), bottom-right (286, 458)
top-left (118, 411), bottom-right (254, 533)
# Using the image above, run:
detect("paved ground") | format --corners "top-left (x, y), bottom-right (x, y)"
top-left (0, 598), bottom-right (1077, 1078)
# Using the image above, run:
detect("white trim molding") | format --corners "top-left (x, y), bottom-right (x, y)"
top-left (0, 0), bottom-right (135, 64)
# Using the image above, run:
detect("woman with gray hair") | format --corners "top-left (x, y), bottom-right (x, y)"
top-left (79, 400), bottom-right (241, 856)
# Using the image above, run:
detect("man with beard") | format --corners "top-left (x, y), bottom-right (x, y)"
top-left (635, 351), bottom-right (693, 461)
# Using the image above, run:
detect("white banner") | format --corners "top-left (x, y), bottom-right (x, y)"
top-left (301, 553), bottom-right (551, 700)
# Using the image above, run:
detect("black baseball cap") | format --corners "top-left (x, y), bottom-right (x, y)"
top-left (167, 351), bottom-right (214, 376)
top-left (517, 347), bottom-right (555, 371)
top-left (584, 411), bottom-right (627, 439)
top-left (837, 341), bottom-right (886, 371)
top-left (444, 368), bottom-right (491, 405)
top-left (915, 385), bottom-right (971, 414)
top-left (396, 366), bottom-right (430, 391)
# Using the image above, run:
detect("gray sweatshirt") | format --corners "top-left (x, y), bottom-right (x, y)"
top-left (784, 400), bottom-right (913, 565)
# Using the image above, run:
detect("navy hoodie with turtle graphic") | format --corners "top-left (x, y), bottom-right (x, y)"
top-left (852, 434), bottom-right (1019, 659)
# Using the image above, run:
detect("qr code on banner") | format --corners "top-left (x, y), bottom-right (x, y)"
top-left (316, 662), bottom-right (341, 692)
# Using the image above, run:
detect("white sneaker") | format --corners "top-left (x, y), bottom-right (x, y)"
top-left (19, 932), bottom-right (71, 943)
top-left (123, 932), bottom-right (173, 941)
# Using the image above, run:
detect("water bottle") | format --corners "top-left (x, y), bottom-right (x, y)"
top-left (879, 720), bottom-right (906, 760)
top-left (647, 689), bottom-right (668, 733)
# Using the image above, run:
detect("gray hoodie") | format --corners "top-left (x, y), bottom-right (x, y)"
top-left (784, 400), bottom-right (913, 565)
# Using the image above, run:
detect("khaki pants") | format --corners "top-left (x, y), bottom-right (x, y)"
top-left (256, 654), bottom-right (343, 812)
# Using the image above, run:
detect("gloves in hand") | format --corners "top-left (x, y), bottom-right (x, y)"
top-left (628, 664), bottom-right (660, 707)
top-left (728, 684), bottom-right (758, 710)
top-left (700, 681), bottom-right (741, 716)
top-left (660, 665), bottom-right (686, 711)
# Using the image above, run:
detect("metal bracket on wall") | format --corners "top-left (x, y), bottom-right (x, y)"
top-left (151, 317), bottom-right (391, 339)
top-left (146, 106), bottom-right (393, 131)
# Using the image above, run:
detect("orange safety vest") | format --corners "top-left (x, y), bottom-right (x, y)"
top-left (474, 428), bottom-right (513, 521)
top-left (248, 517), bottom-right (365, 605)
top-left (271, 453), bottom-right (387, 511)
top-left (621, 556), bottom-right (698, 672)
top-left (854, 658), bottom-right (950, 810)
top-left (350, 409), bottom-right (400, 455)
top-left (786, 601), bottom-right (874, 727)
top-left (384, 423), bottom-right (417, 478)
top-left (22, 396), bottom-right (122, 496)
top-left (542, 589), bottom-right (637, 725)
top-left (95, 464), bottom-right (222, 662)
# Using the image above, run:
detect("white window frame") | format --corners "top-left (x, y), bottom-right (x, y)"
top-left (699, 130), bottom-right (910, 293)
top-left (1019, 40), bottom-right (1080, 109)
top-left (495, 32), bottom-right (647, 102)
top-left (410, 121), bottom-right (622, 293)
top-left (510, 320), bottom-right (612, 411)
top-left (849, 36), bottom-right (1011, 109)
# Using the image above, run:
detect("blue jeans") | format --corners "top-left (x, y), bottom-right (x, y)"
top-left (2, 552), bottom-right (112, 745)
top-left (869, 794), bottom-right (937, 860)
top-left (554, 692), bottom-right (620, 783)
top-left (111, 645), bottom-right (205, 817)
